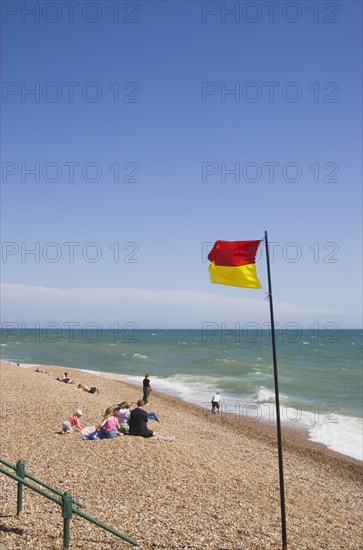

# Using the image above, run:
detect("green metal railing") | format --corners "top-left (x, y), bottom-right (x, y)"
top-left (0, 457), bottom-right (85, 513)
top-left (0, 458), bottom-right (139, 549)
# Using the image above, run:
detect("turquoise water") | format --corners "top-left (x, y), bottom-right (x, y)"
top-left (1, 328), bottom-right (362, 460)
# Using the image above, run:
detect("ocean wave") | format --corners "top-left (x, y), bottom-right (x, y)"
top-left (253, 387), bottom-right (276, 403)
top-left (307, 413), bottom-right (363, 461)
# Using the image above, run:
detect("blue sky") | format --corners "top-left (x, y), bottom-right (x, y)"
top-left (1, 0), bottom-right (362, 329)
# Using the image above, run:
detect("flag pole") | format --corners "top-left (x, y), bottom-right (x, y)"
top-left (264, 230), bottom-right (288, 550)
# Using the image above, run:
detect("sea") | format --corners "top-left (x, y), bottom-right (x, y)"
top-left (1, 327), bottom-right (362, 461)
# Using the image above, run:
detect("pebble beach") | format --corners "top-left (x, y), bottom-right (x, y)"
top-left (0, 360), bottom-right (362, 549)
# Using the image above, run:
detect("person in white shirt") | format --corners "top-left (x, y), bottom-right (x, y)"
top-left (211, 392), bottom-right (221, 415)
top-left (118, 402), bottom-right (132, 433)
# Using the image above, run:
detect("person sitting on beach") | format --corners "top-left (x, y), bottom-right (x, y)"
top-left (211, 392), bottom-right (221, 415)
top-left (96, 406), bottom-right (121, 439)
top-left (118, 402), bottom-right (132, 433)
top-left (82, 406), bottom-right (112, 440)
top-left (117, 402), bottom-right (159, 433)
top-left (129, 400), bottom-right (174, 442)
top-left (77, 383), bottom-right (99, 395)
top-left (57, 372), bottom-right (75, 384)
top-left (61, 409), bottom-right (85, 434)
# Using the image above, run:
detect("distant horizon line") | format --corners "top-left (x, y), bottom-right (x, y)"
top-left (1, 327), bottom-right (362, 331)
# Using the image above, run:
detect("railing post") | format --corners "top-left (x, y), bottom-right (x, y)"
top-left (62, 491), bottom-right (73, 550)
top-left (1, 460), bottom-right (139, 547)
top-left (16, 459), bottom-right (25, 515)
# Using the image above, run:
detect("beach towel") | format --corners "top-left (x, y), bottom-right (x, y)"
top-left (81, 426), bottom-right (96, 436)
top-left (82, 427), bottom-right (107, 440)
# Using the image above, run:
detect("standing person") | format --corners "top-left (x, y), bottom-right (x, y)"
top-left (61, 409), bottom-right (85, 434)
top-left (129, 400), bottom-right (174, 441)
top-left (142, 373), bottom-right (152, 404)
top-left (211, 392), bottom-right (221, 415)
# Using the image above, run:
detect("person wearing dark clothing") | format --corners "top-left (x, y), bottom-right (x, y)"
top-left (128, 400), bottom-right (175, 442)
top-left (142, 374), bottom-right (152, 404)
top-left (78, 383), bottom-right (99, 395)
top-left (129, 404), bottom-right (153, 437)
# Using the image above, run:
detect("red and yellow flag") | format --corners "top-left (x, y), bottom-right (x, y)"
top-left (208, 240), bottom-right (262, 288)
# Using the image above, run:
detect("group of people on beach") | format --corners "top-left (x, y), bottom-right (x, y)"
top-left (55, 370), bottom-right (219, 441)
top-left (62, 400), bottom-right (174, 442)
top-left (61, 373), bottom-right (174, 442)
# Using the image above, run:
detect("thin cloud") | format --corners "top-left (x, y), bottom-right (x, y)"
top-left (1, 283), bottom-right (354, 328)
